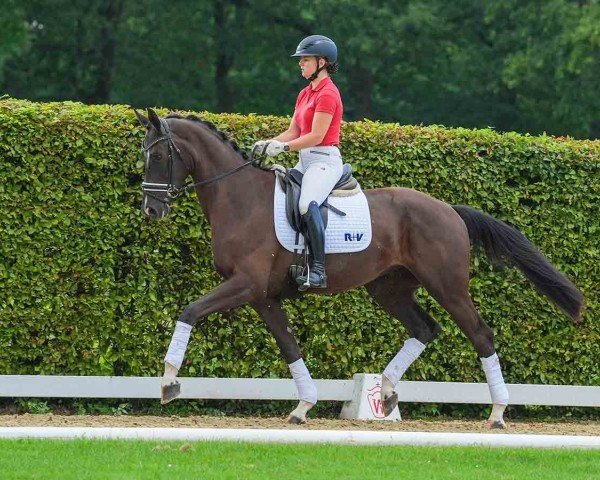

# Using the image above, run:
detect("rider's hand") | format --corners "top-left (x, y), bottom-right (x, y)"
top-left (265, 140), bottom-right (290, 157)
top-left (252, 140), bottom-right (268, 156)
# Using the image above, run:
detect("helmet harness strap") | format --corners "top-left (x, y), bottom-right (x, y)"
top-left (307, 57), bottom-right (327, 82)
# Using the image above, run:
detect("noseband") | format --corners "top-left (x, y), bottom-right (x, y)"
top-left (141, 118), bottom-right (259, 204)
top-left (141, 118), bottom-right (184, 203)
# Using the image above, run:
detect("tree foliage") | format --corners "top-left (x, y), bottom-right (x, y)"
top-left (0, 1), bottom-right (598, 137)
top-left (0, 0), bottom-right (28, 80)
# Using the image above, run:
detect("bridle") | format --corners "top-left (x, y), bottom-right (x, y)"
top-left (141, 118), bottom-right (259, 204)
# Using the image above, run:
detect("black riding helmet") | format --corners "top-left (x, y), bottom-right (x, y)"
top-left (291, 35), bottom-right (338, 82)
top-left (291, 35), bottom-right (337, 63)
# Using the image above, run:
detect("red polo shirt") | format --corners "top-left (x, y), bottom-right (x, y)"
top-left (293, 77), bottom-right (343, 146)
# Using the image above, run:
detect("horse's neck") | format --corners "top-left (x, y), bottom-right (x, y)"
top-left (191, 143), bottom-right (272, 227)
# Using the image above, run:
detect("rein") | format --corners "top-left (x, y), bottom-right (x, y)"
top-left (141, 118), bottom-right (261, 202)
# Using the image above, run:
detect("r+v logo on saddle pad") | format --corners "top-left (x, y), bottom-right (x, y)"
top-left (344, 232), bottom-right (365, 242)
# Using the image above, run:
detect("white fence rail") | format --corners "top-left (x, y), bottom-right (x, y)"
top-left (0, 374), bottom-right (598, 407)
top-left (2, 427), bottom-right (600, 449)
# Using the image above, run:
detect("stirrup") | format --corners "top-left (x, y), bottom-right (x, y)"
top-left (296, 263), bottom-right (328, 291)
top-left (300, 263), bottom-right (311, 290)
top-left (296, 277), bottom-right (327, 291)
top-left (297, 250), bottom-right (312, 291)
top-left (297, 263), bottom-right (312, 291)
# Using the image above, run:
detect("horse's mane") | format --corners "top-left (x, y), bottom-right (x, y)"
top-left (166, 113), bottom-right (249, 160)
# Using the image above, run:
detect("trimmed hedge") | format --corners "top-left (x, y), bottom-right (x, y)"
top-left (0, 98), bottom-right (598, 389)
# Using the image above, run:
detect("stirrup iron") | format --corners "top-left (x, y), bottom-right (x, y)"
top-left (301, 262), bottom-right (311, 290)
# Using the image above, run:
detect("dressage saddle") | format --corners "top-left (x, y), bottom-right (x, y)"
top-left (277, 164), bottom-right (358, 233)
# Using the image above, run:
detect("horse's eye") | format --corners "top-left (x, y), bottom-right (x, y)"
top-left (150, 153), bottom-right (162, 161)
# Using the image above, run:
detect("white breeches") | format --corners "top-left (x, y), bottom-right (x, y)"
top-left (293, 146), bottom-right (343, 215)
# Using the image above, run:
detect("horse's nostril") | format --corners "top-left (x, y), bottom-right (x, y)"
top-left (145, 206), bottom-right (158, 217)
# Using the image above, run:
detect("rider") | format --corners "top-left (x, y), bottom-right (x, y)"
top-left (254, 34), bottom-right (343, 289)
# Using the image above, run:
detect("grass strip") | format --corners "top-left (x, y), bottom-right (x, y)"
top-left (0, 439), bottom-right (598, 479)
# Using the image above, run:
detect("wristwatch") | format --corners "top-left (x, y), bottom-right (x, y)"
top-left (283, 143), bottom-right (290, 152)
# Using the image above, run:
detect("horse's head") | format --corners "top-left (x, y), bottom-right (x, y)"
top-left (135, 108), bottom-right (190, 220)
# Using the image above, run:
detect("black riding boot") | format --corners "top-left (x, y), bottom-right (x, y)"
top-left (297, 201), bottom-right (327, 290)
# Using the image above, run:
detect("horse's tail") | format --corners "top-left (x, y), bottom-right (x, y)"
top-left (452, 205), bottom-right (583, 324)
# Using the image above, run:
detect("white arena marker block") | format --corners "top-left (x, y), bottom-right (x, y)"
top-left (340, 374), bottom-right (401, 421)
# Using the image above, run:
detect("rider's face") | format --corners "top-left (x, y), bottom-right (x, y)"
top-left (299, 56), bottom-right (322, 80)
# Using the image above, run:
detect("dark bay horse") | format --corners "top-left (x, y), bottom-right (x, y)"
top-left (135, 108), bottom-right (583, 427)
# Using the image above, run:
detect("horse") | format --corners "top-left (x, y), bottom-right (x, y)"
top-left (134, 108), bottom-right (583, 427)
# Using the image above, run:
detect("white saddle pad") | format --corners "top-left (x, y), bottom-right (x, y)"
top-left (273, 178), bottom-right (372, 254)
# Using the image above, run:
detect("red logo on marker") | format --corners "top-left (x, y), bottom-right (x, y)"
top-left (367, 383), bottom-right (385, 418)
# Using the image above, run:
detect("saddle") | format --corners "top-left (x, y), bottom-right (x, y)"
top-left (276, 164), bottom-right (358, 233)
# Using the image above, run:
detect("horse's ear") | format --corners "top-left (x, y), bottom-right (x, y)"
top-left (147, 108), bottom-right (162, 132)
top-left (133, 109), bottom-right (150, 128)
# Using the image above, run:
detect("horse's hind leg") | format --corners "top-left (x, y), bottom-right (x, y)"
top-left (405, 218), bottom-right (509, 428)
top-left (365, 268), bottom-right (442, 417)
top-left (437, 293), bottom-right (509, 428)
top-left (432, 292), bottom-right (509, 428)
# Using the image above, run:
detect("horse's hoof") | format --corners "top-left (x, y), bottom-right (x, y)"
top-left (487, 419), bottom-right (506, 429)
top-left (382, 391), bottom-right (398, 417)
top-left (161, 381), bottom-right (181, 405)
top-left (287, 415), bottom-right (306, 425)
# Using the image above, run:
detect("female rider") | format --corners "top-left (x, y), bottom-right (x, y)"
top-left (254, 34), bottom-right (343, 290)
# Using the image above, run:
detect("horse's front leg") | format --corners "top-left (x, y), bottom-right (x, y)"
top-left (252, 299), bottom-right (317, 424)
top-left (161, 276), bottom-right (253, 404)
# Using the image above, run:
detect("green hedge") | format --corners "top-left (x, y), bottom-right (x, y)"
top-left (0, 98), bottom-right (598, 389)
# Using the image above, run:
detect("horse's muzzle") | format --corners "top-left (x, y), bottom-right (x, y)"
top-left (142, 199), bottom-right (170, 220)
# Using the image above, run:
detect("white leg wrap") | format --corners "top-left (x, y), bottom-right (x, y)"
top-left (383, 338), bottom-right (426, 386)
top-left (164, 321), bottom-right (192, 370)
top-left (289, 358), bottom-right (318, 404)
top-left (481, 353), bottom-right (509, 405)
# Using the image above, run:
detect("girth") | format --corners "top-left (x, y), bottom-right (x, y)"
top-left (277, 164), bottom-right (357, 234)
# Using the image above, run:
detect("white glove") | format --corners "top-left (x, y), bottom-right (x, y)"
top-left (252, 140), bottom-right (268, 156)
top-left (265, 140), bottom-right (289, 157)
